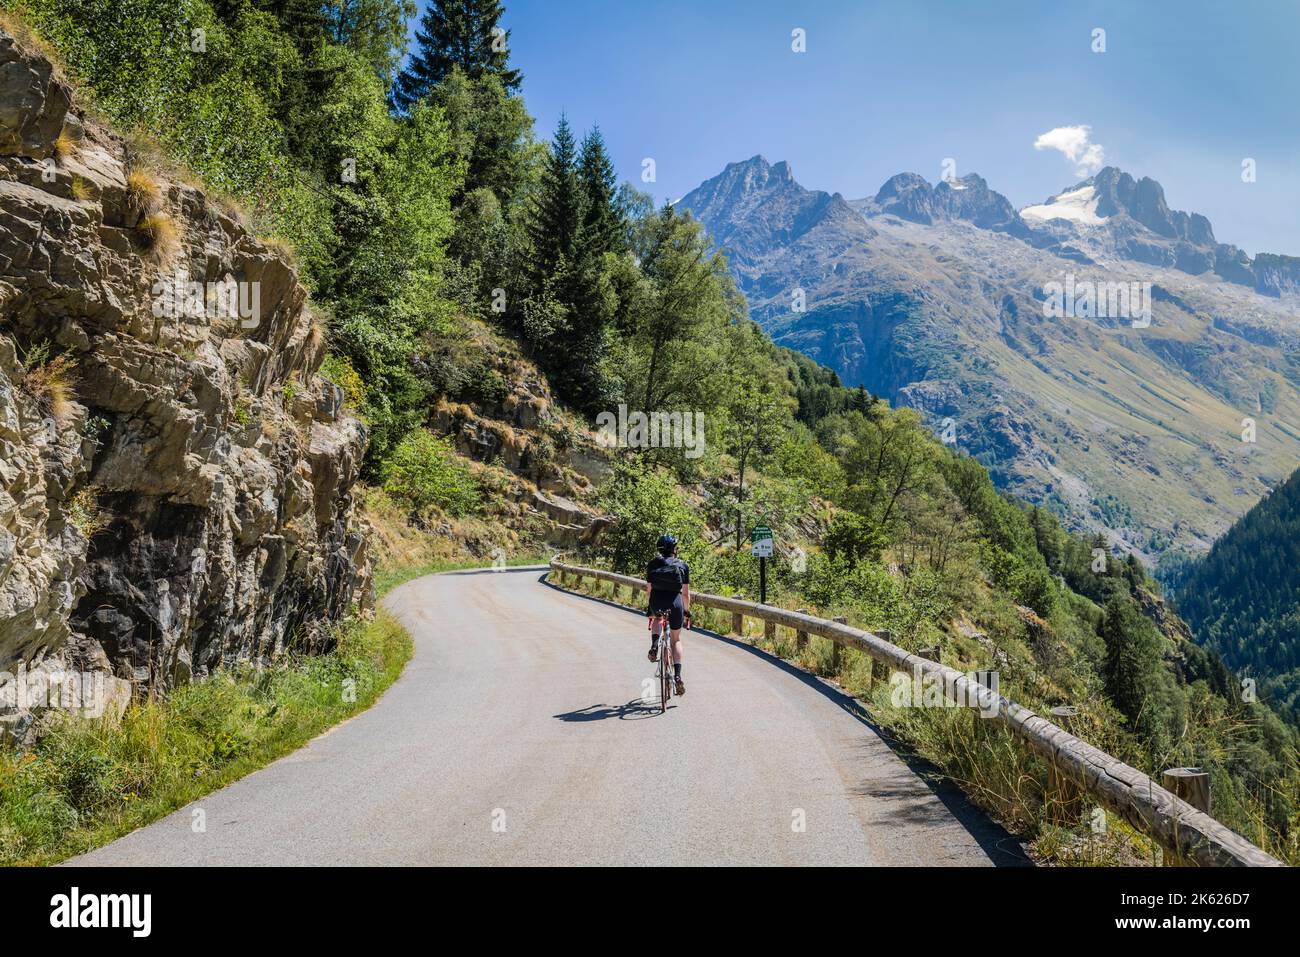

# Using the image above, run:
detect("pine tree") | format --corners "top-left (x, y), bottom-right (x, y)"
top-left (527, 114), bottom-right (584, 293)
top-left (391, 0), bottom-right (521, 112)
top-left (1101, 596), bottom-right (1168, 752)
top-left (577, 127), bottom-right (622, 258)
top-left (262, 0), bottom-right (331, 49)
top-left (259, 0), bottom-right (341, 171)
top-left (519, 116), bottom-right (615, 411)
top-left (539, 125), bottom-right (626, 411)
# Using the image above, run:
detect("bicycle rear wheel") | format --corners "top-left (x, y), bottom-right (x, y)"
top-left (658, 622), bottom-right (670, 712)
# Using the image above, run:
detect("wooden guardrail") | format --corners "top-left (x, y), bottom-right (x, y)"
top-left (548, 559), bottom-right (1282, 867)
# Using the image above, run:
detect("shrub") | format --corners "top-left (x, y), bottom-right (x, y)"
top-left (460, 362), bottom-right (510, 406)
top-left (595, 462), bottom-right (702, 574)
top-left (65, 485), bottom-right (101, 537)
top-left (824, 510), bottom-right (886, 568)
top-left (381, 430), bottom-right (479, 517)
top-left (319, 353), bottom-right (366, 411)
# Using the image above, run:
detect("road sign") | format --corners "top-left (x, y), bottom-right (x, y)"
top-left (751, 524), bottom-right (773, 558)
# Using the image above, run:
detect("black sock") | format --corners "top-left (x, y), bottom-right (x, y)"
top-left (673, 663), bottom-right (682, 679)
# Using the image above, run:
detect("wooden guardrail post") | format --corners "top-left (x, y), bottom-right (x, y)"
top-left (831, 617), bottom-right (847, 671)
top-left (763, 619), bottom-right (775, 643)
top-left (1047, 706), bottom-right (1081, 823)
top-left (795, 610), bottom-right (809, 654)
top-left (872, 631), bottom-right (893, 683)
top-left (731, 611), bottom-right (744, 638)
top-left (1163, 767), bottom-right (1210, 812)
top-left (1162, 767), bottom-right (1211, 867)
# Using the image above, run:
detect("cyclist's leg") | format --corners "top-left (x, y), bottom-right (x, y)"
top-left (648, 608), bottom-right (664, 661)
top-left (668, 596), bottom-right (685, 691)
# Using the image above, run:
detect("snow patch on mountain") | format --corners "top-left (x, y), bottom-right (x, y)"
top-left (1020, 185), bottom-right (1106, 226)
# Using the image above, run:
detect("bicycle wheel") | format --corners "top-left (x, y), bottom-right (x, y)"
top-left (658, 625), bottom-right (670, 713)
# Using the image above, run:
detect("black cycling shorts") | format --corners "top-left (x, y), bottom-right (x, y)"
top-left (649, 592), bottom-right (685, 630)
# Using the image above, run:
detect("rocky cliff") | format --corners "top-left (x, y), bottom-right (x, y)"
top-left (0, 29), bottom-right (371, 744)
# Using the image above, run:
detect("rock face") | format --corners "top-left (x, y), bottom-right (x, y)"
top-left (0, 30), bottom-right (371, 744)
top-left (419, 318), bottom-right (611, 550)
top-left (866, 171), bottom-right (1029, 237)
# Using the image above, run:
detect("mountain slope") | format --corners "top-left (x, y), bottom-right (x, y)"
top-left (679, 156), bottom-right (1300, 562)
top-left (1175, 464), bottom-right (1300, 721)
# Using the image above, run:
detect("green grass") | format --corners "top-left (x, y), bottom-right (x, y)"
top-left (0, 611), bottom-right (411, 866)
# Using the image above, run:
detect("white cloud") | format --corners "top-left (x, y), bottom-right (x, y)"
top-left (1034, 125), bottom-right (1106, 177)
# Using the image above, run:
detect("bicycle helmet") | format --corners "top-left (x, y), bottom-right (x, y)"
top-left (656, 533), bottom-right (678, 555)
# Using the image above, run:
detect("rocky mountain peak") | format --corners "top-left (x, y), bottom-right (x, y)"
top-left (678, 155), bottom-right (868, 259)
top-left (689, 155), bottom-right (801, 203)
top-left (675, 150), bottom-right (1300, 562)
top-left (869, 170), bottom-right (1025, 235)
top-left (1085, 166), bottom-right (1216, 245)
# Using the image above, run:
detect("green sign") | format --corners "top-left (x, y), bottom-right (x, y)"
top-left (751, 524), bottom-right (773, 557)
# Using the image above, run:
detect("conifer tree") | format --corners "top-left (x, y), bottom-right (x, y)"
top-left (527, 114), bottom-right (584, 291)
top-left (392, 0), bottom-right (521, 112)
top-left (577, 127), bottom-right (622, 258)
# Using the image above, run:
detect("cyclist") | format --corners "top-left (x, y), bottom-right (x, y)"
top-left (646, 533), bottom-right (690, 696)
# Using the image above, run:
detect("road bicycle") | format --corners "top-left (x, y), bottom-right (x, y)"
top-left (649, 611), bottom-right (673, 713)
top-left (647, 610), bottom-right (690, 713)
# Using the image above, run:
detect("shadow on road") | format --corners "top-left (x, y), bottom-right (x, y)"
top-left (554, 700), bottom-right (665, 721)
top-left (540, 570), bottom-right (1033, 867)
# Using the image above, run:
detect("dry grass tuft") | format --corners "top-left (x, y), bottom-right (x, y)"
top-left (19, 346), bottom-right (77, 422)
top-left (124, 169), bottom-right (163, 217)
top-left (51, 131), bottom-right (76, 161)
top-left (261, 233), bottom-right (298, 265)
top-left (69, 174), bottom-right (94, 202)
top-left (134, 212), bottom-right (180, 264)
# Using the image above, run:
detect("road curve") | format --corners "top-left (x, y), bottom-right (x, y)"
top-left (71, 567), bottom-right (1025, 866)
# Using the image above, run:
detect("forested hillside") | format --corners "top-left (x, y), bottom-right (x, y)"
top-left (1176, 466), bottom-right (1300, 723)
top-left (3, 0), bottom-right (1297, 865)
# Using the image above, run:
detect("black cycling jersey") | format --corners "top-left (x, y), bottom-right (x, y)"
top-left (646, 555), bottom-right (690, 610)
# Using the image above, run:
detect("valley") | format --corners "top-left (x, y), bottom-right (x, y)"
top-left (680, 156), bottom-right (1300, 565)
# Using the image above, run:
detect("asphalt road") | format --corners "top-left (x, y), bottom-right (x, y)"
top-left (71, 567), bottom-right (1024, 866)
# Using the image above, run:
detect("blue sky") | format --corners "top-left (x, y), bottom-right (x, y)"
top-left (420, 0), bottom-right (1300, 255)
